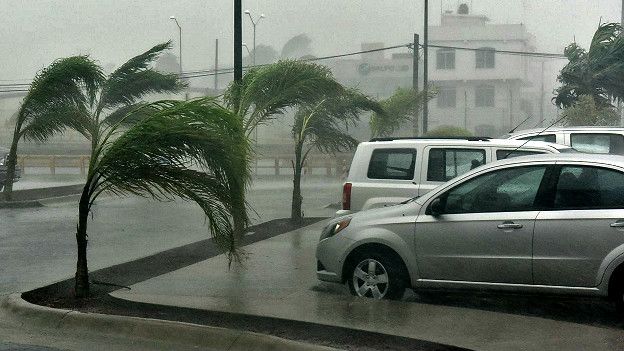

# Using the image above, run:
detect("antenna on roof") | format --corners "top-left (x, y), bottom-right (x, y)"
top-left (501, 114), bottom-right (568, 159)
top-left (508, 115), bottom-right (532, 134)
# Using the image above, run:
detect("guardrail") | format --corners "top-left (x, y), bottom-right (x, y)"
top-left (17, 154), bottom-right (352, 177)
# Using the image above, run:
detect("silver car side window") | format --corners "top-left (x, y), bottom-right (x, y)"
top-left (554, 166), bottom-right (624, 209)
top-left (442, 166), bottom-right (547, 214)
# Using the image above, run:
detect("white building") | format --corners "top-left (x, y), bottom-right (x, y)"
top-left (330, 6), bottom-right (551, 137)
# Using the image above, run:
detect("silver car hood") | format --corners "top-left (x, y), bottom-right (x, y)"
top-left (351, 201), bottom-right (422, 226)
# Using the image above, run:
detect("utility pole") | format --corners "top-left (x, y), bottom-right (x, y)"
top-left (539, 60), bottom-right (545, 126)
top-left (413, 33), bottom-right (419, 136)
top-left (214, 39), bottom-right (219, 91)
top-left (618, 0), bottom-right (624, 126)
top-left (234, 0), bottom-right (242, 82)
top-left (423, 0), bottom-right (429, 134)
top-left (464, 90), bottom-right (468, 129)
top-left (509, 87), bottom-right (514, 130)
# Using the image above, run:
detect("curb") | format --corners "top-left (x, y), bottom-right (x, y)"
top-left (2, 294), bottom-right (341, 351)
top-left (0, 184), bottom-right (83, 204)
top-left (0, 200), bottom-right (44, 208)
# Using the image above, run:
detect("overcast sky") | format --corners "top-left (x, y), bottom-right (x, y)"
top-left (0, 0), bottom-right (621, 82)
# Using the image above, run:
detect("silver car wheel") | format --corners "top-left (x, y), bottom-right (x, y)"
top-left (352, 258), bottom-right (389, 299)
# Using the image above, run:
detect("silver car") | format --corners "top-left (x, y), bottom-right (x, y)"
top-left (316, 153), bottom-right (624, 306)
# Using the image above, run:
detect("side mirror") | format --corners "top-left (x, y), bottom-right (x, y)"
top-left (429, 198), bottom-right (443, 217)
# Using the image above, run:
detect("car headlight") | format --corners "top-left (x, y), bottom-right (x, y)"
top-left (320, 217), bottom-right (352, 241)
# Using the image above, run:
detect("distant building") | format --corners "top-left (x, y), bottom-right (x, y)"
top-left (330, 5), bottom-right (547, 137)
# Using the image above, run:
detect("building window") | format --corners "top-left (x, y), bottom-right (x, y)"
top-left (437, 86), bottom-right (457, 108)
top-left (436, 49), bottom-right (455, 70)
top-left (475, 85), bottom-right (495, 107)
top-left (476, 47), bottom-right (495, 68)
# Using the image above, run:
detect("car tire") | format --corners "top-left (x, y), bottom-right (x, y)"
top-left (347, 251), bottom-right (406, 300)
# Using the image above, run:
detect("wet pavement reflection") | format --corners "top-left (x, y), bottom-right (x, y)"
top-left (113, 221), bottom-right (624, 351)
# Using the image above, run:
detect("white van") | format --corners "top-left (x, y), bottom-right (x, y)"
top-left (337, 137), bottom-right (573, 215)
top-left (504, 127), bottom-right (624, 155)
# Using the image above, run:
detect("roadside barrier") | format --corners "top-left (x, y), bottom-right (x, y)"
top-left (17, 154), bottom-right (352, 177)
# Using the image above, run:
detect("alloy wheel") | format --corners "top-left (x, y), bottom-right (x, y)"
top-left (352, 258), bottom-right (389, 299)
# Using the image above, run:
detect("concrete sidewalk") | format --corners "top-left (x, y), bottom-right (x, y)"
top-left (113, 221), bottom-right (624, 351)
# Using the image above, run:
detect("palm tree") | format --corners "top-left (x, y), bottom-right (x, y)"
top-left (3, 42), bottom-right (184, 199)
top-left (3, 56), bottom-right (105, 199)
top-left (369, 87), bottom-right (437, 138)
top-left (290, 89), bottom-right (382, 222)
top-left (555, 23), bottom-right (624, 108)
top-left (74, 98), bottom-right (250, 297)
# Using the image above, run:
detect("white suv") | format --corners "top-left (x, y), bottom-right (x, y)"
top-left (504, 127), bottom-right (624, 155)
top-left (338, 137), bottom-right (573, 215)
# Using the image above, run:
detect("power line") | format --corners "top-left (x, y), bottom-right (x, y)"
top-left (180, 43), bottom-right (413, 79)
top-left (0, 43), bottom-right (567, 90)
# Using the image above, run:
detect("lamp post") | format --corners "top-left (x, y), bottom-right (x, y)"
top-left (243, 10), bottom-right (266, 67)
top-left (169, 16), bottom-right (187, 99)
top-left (422, 0), bottom-right (429, 134)
top-left (242, 42), bottom-right (251, 56)
top-left (169, 16), bottom-right (182, 76)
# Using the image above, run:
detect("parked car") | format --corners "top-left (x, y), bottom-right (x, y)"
top-left (317, 153), bottom-right (624, 306)
top-left (504, 126), bottom-right (624, 155)
top-left (337, 137), bottom-right (574, 216)
top-left (0, 147), bottom-right (20, 191)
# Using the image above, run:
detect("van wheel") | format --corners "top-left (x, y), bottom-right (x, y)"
top-left (347, 252), bottom-right (406, 300)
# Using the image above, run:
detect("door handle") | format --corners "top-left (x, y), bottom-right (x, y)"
top-left (497, 222), bottom-right (523, 230)
top-left (611, 221), bottom-right (624, 228)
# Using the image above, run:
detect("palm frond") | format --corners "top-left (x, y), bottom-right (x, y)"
top-left (99, 42), bottom-right (185, 112)
top-left (293, 88), bottom-right (380, 156)
top-left (91, 98), bottom-right (250, 261)
top-left (555, 23), bottom-right (624, 108)
top-left (100, 103), bottom-right (152, 127)
top-left (16, 56), bottom-right (103, 143)
top-left (369, 88), bottom-right (437, 137)
top-left (224, 60), bottom-right (344, 135)
top-left (21, 102), bottom-right (92, 141)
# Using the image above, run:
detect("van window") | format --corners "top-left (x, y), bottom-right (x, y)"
top-left (570, 133), bottom-right (624, 154)
top-left (427, 148), bottom-right (486, 182)
top-left (496, 149), bottom-right (545, 160)
top-left (518, 134), bottom-right (556, 143)
top-left (367, 149), bottom-right (417, 180)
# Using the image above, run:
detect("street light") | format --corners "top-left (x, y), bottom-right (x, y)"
top-left (169, 16), bottom-right (182, 76)
top-left (169, 15), bottom-right (187, 100)
top-left (243, 10), bottom-right (266, 67)
top-left (242, 42), bottom-right (251, 56)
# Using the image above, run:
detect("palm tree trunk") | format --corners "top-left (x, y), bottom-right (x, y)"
top-left (291, 142), bottom-right (303, 223)
top-left (3, 127), bottom-right (21, 200)
top-left (74, 183), bottom-right (91, 298)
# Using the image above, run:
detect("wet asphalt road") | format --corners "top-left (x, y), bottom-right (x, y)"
top-left (0, 175), bottom-right (340, 295)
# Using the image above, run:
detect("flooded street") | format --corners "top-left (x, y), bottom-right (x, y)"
top-left (0, 175), bottom-right (340, 295)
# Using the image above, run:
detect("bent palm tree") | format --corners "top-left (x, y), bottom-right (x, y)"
top-left (291, 89), bottom-right (382, 222)
top-left (369, 87), bottom-right (437, 138)
top-left (75, 98), bottom-right (250, 297)
top-left (3, 56), bottom-right (104, 199)
top-left (555, 23), bottom-right (624, 108)
top-left (3, 42), bottom-right (183, 199)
